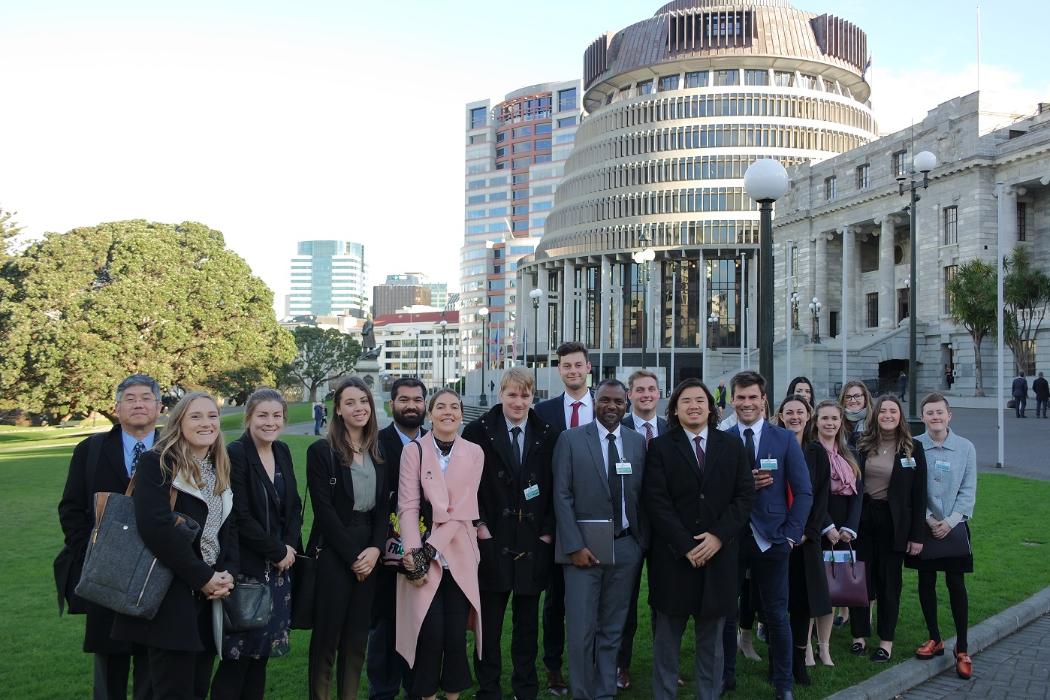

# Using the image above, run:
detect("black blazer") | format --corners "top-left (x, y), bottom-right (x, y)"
top-left (463, 405), bottom-right (557, 595)
top-left (792, 441), bottom-right (833, 616)
top-left (305, 438), bottom-right (389, 566)
top-left (376, 423), bottom-right (428, 514)
top-left (228, 433), bottom-right (303, 579)
top-left (58, 425), bottom-right (159, 654)
top-left (858, 442), bottom-right (928, 551)
top-left (535, 391), bottom-right (593, 434)
top-left (111, 450), bottom-right (239, 652)
top-left (815, 444), bottom-right (864, 539)
top-left (642, 426), bottom-right (754, 618)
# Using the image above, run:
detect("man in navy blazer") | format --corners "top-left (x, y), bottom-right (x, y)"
top-left (533, 341), bottom-right (594, 696)
top-left (721, 371), bottom-right (812, 700)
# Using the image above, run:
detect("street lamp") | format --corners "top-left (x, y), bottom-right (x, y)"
top-left (529, 288), bottom-right (543, 373)
top-left (898, 150), bottom-right (937, 431)
top-left (438, 319), bottom-right (448, 388)
top-left (743, 158), bottom-right (790, 391)
top-left (632, 233), bottom-right (656, 369)
top-left (790, 291), bottom-right (800, 329)
top-left (809, 297), bottom-right (823, 344)
top-left (478, 306), bottom-right (489, 406)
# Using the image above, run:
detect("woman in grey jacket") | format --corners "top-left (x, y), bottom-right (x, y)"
top-left (907, 393), bottom-right (977, 680)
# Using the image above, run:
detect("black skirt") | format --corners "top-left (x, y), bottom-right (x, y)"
top-left (905, 522), bottom-right (973, 574)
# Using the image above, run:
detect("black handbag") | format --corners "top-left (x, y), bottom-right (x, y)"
top-left (223, 573), bottom-right (273, 632)
top-left (920, 521), bottom-right (971, 559)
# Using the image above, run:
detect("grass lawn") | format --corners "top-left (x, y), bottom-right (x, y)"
top-left (2, 426), bottom-right (1048, 698)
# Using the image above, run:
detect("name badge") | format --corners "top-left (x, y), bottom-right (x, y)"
top-left (616, 461), bottom-right (633, 475)
top-left (935, 460), bottom-right (951, 473)
top-left (760, 458), bottom-right (778, 471)
top-left (524, 484), bottom-right (540, 500)
top-left (900, 457), bottom-right (917, 469)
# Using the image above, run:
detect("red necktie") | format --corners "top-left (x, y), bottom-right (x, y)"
top-left (693, 435), bottom-right (705, 479)
top-left (644, 422), bottom-right (654, 446)
top-left (570, 401), bottom-right (582, 428)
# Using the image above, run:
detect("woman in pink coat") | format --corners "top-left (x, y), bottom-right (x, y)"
top-left (396, 388), bottom-right (485, 700)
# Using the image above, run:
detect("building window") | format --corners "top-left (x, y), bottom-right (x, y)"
top-left (1021, 340), bottom-right (1037, 376)
top-left (512, 141), bottom-right (532, 153)
top-left (943, 265), bottom-right (958, 314)
top-left (658, 74), bottom-right (680, 91)
top-left (855, 164), bottom-right (869, 190)
top-left (943, 205), bottom-right (958, 244)
top-left (557, 115), bottom-right (577, 128)
top-left (558, 87), bottom-right (577, 111)
top-left (685, 71), bottom-right (709, 88)
top-left (898, 288), bottom-right (909, 323)
top-left (744, 69), bottom-right (769, 86)
top-left (469, 107), bottom-right (487, 129)
top-left (866, 293), bottom-right (878, 328)
top-left (496, 131), bottom-right (506, 143)
top-left (637, 79), bottom-right (653, 95)
top-left (892, 149), bottom-right (908, 178)
top-left (773, 70), bottom-right (794, 87)
top-left (713, 69), bottom-right (739, 86)
top-left (1018, 201), bottom-right (1028, 241)
top-left (824, 176), bottom-right (836, 201)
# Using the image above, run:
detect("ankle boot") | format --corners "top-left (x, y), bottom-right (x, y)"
top-left (793, 647), bottom-right (812, 685)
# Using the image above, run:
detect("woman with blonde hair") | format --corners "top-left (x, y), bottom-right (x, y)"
top-left (112, 392), bottom-right (238, 699)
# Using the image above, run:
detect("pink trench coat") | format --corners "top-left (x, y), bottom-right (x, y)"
top-left (395, 435), bottom-right (485, 668)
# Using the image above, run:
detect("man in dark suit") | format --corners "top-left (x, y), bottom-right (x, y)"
top-left (617, 369), bottom-right (668, 690)
top-left (367, 377), bottom-right (427, 700)
top-left (721, 371), bottom-right (813, 700)
top-left (58, 374), bottom-right (162, 700)
top-left (553, 379), bottom-right (648, 700)
top-left (1013, 372), bottom-right (1030, 418)
top-left (534, 341), bottom-right (593, 695)
top-left (643, 379), bottom-right (754, 700)
top-left (1034, 371), bottom-right (1049, 418)
top-left (464, 367), bottom-right (558, 700)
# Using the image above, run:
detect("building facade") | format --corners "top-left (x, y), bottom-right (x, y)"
top-left (373, 273), bottom-right (432, 317)
top-left (515, 0), bottom-right (877, 390)
top-left (287, 240), bottom-right (369, 318)
top-left (372, 310), bottom-right (461, 391)
top-left (463, 80), bottom-right (582, 374)
top-left (774, 91), bottom-right (1050, 399)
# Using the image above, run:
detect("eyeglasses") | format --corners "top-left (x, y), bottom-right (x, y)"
top-left (844, 393), bottom-right (864, 401)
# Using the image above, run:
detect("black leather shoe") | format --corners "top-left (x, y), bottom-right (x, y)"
top-left (871, 648), bottom-right (892, 663)
top-left (850, 641), bottom-right (867, 656)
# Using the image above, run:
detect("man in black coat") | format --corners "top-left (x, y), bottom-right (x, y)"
top-left (367, 377), bottom-right (427, 700)
top-left (1012, 373), bottom-right (1029, 418)
top-left (642, 379), bottom-right (754, 700)
top-left (57, 374), bottom-right (162, 700)
top-left (1033, 371), bottom-right (1049, 418)
top-left (464, 367), bottom-right (557, 700)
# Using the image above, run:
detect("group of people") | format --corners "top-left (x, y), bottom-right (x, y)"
top-left (1011, 371), bottom-right (1050, 418)
top-left (56, 343), bottom-right (978, 700)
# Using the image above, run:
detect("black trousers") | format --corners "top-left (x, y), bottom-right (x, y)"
top-left (918, 571), bottom-right (969, 652)
top-left (309, 533), bottom-right (379, 700)
top-left (94, 649), bottom-right (152, 700)
top-left (850, 500), bottom-right (904, 642)
top-left (210, 657), bottom-right (269, 700)
top-left (411, 573), bottom-right (472, 697)
top-left (542, 566), bottom-right (565, 672)
top-left (146, 646), bottom-right (215, 700)
top-left (1015, 395), bottom-right (1027, 417)
top-left (474, 590), bottom-right (540, 700)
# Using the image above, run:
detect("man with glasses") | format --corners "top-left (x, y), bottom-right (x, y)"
top-left (58, 374), bottom-right (162, 700)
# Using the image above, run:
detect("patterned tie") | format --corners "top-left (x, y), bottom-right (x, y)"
top-left (644, 422), bottom-right (654, 446)
top-left (131, 441), bottom-right (146, 475)
top-left (510, 427), bottom-right (523, 475)
top-left (694, 435), bottom-right (705, 480)
top-left (607, 433), bottom-right (624, 535)
top-left (743, 427), bottom-right (757, 471)
top-left (570, 401), bottom-right (582, 428)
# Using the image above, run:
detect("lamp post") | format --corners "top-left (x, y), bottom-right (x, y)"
top-left (529, 285), bottom-right (546, 394)
top-left (478, 307), bottom-right (489, 406)
top-left (632, 233), bottom-right (656, 369)
top-left (743, 158), bottom-right (790, 391)
top-left (790, 292), bottom-right (800, 329)
top-left (438, 319), bottom-right (448, 388)
top-left (809, 297), bottom-right (823, 344)
top-left (705, 312), bottom-right (718, 381)
top-left (898, 150), bottom-right (937, 432)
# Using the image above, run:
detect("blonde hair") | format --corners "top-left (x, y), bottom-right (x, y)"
top-left (500, 367), bottom-right (535, 395)
top-left (810, 400), bottom-right (861, 479)
top-left (154, 392), bottom-right (230, 493)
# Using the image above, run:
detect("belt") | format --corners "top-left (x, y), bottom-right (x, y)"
top-left (614, 527), bottom-right (632, 539)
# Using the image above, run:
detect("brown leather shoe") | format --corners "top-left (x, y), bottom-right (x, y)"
top-left (547, 668), bottom-right (569, 697)
top-left (955, 652), bottom-right (973, 679)
top-left (616, 667), bottom-right (631, 690)
top-left (915, 639), bottom-right (945, 659)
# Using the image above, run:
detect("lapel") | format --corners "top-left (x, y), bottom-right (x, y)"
top-left (489, 411), bottom-right (518, 476)
top-left (757, 423), bottom-right (777, 463)
top-left (335, 446), bottom-right (356, 502)
top-left (173, 469), bottom-right (234, 525)
top-left (555, 394), bottom-right (568, 432)
top-left (657, 416), bottom-right (669, 435)
top-left (670, 427), bottom-right (704, 487)
top-left (583, 423), bottom-right (611, 496)
top-left (522, 409), bottom-right (549, 469)
top-left (104, 427), bottom-right (131, 486)
top-left (240, 434), bottom-right (280, 509)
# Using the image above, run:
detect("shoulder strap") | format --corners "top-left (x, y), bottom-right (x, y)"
top-left (125, 471), bottom-right (179, 510)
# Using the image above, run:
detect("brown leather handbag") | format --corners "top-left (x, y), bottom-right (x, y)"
top-left (824, 543), bottom-right (868, 607)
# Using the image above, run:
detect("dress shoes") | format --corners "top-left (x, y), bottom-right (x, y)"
top-left (955, 651), bottom-right (973, 679)
top-left (915, 639), bottom-right (945, 659)
top-left (546, 668), bottom-right (568, 697)
top-left (616, 667), bottom-right (631, 690)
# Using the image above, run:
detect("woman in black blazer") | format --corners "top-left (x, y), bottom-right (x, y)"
top-left (849, 395), bottom-right (927, 663)
top-left (307, 377), bottom-right (389, 700)
top-left (111, 392), bottom-right (238, 700)
top-left (211, 388), bottom-right (303, 699)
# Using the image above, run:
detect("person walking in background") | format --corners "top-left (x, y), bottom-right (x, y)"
top-left (307, 378), bottom-right (389, 700)
top-left (314, 402), bottom-right (325, 436)
top-left (839, 381), bottom-right (873, 444)
top-left (849, 395), bottom-right (927, 664)
top-left (898, 372), bottom-right (908, 401)
top-left (211, 389), bottom-right (302, 700)
top-left (643, 379), bottom-right (753, 700)
top-left (58, 374), bottom-right (162, 700)
top-left (715, 381), bottom-right (728, 413)
top-left (110, 392), bottom-right (238, 700)
top-left (1012, 372), bottom-right (1029, 418)
top-left (1033, 372), bottom-right (1049, 418)
top-left (908, 393), bottom-right (977, 680)
top-left (396, 389), bottom-right (485, 700)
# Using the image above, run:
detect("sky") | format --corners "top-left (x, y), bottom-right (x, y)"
top-left (2, 0), bottom-right (1048, 313)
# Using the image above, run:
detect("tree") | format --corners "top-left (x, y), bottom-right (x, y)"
top-left (0, 220), bottom-right (295, 421)
top-left (0, 206), bottom-right (21, 259)
top-left (947, 259), bottom-right (997, 396)
top-left (282, 326), bottom-right (361, 402)
top-left (1004, 247), bottom-right (1050, 377)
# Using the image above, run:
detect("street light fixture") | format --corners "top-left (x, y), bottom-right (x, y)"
top-left (790, 291), bottom-right (800, 330)
top-left (898, 150), bottom-right (937, 430)
top-left (632, 233), bottom-right (656, 369)
top-left (478, 307), bottom-right (489, 406)
top-left (743, 158), bottom-right (790, 391)
top-left (529, 288), bottom-right (543, 376)
top-left (809, 297), bottom-right (823, 344)
top-left (438, 319), bottom-right (448, 388)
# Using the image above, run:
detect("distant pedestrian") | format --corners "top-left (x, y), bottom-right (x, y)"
top-left (715, 381), bottom-right (727, 411)
top-left (944, 366), bottom-right (955, 390)
top-left (898, 372), bottom-right (908, 401)
top-left (1033, 372), bottom-right (1049, 419)
top-left (313, 401), bottom-right (324, 435)
top-left (1012, 373), bottom-right (1029, 418)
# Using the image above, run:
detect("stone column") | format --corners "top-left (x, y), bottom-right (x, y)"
top-left (814, 233), bottom-right (829, 337)
top-left (562, 259), bottom-right (574, 348)
top-left (599, 256), bottom-right (612, 353)
top-left (877, 215), bottom-right (896, 329)
top-left (854, 230), bottom-right (865, 332)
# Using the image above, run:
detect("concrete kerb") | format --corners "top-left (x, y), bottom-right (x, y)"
top-left (825, 583), bottom-right (1050, 700)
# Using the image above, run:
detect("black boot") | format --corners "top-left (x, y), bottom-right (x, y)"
top-left (793, 647), bottom-right (811, 686)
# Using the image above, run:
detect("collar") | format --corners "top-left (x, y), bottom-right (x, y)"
top-left (918, 428), bottom-right (958, 451)
top-left (739, 417), bottom-right (765, 435)
top-left (121, 430), bottom-right (155, 450)
top-left (631, 413), bottom-right (656, 429)
top-left (683, 426), bottom-right (709, 443)
top-left (504, 417), bottom-right (528, 433)
top-left (596, 422), bottom-right (621, 441)
top-left (394, 424), bottom-right (421, 445)
top-left (564, 392), bottom-right (592, 409)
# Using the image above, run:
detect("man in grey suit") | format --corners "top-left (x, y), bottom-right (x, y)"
top-left (553, 379), bottom-right (648, 700)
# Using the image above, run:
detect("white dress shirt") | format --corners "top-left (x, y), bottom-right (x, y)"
top-left (596, 422), bottom-right (630, 531)
top-left (682, 426), bottom-right (708, 464)
top-left (737, 417), bottom-right (771, 552)
top-left (631, 413), bottom-right (659, 439)
top-left (563, 391), bottom-right (593, 428)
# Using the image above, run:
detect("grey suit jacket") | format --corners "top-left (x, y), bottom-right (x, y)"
top-left (553, 422), bottom-right (649, 557)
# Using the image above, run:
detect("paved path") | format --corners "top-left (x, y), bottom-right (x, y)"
top-left (283, 414), bottom-right (393, 437)
top-left (903, 613), bottom-right (1050, 700)
top-left (934, 407), bottom-right (1050, 480)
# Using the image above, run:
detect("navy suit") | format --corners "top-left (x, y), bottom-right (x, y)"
top-left (722, 421), bottom-right (813, 694)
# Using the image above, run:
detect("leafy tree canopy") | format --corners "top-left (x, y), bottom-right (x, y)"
top-left (282, 325), bottom-right (361, 402)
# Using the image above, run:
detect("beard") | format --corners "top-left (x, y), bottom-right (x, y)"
top-left (394, 409), bottom-right (424, 430)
